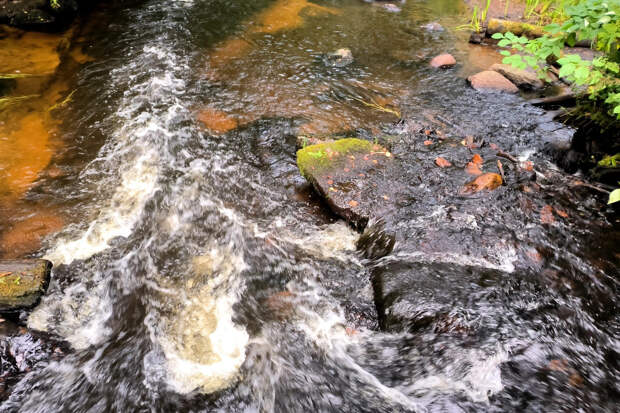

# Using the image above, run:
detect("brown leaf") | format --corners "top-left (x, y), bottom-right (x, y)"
top-left (540, 205), bottom-right (555, 224)
top-left (0, 272), bottom-right (12, 278)
top-left (548, 359), bottom-right (569, 372)
top-left (555, 208), bottom-right (568, 218)
top-left (423, 140), bottom-right (433, 146)
top-left (348, 200), bottom-right (359, 207)
top-left (522, 161), bottom-right (534, 171)
top-left (489, 143), bottom-right (499, 150)
top-left (465, 162), bottom-right (483, 176)
top-left (461, 173), bottom-right (503, 194)
top-left (471, 154), bottom-right (483, 165)
top-left (435, 157), bottom-right (452, 168)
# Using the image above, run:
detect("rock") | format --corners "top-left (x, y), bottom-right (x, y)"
top-left (490, 63), bottom-right (544, 90)
top-left (421, 22), bottom-right (444, 32)
top-left (430, 53), bottom-right (456, 69)
top-left (297, 138), bottom-right (395, 228)
top-left (197, 108), bottom-right (238, 134)
top-left (560, 47), bottom-right (603, 62)
top-left (0, 319), bottom-right (69, 398)
top-left (296, 135), bottom-right (333, 149)
top-left (486, 18), bottom-right (544, 38)
top-left (0, 0), bottom-right (80, 32)
top-left (356, 218), bottom-right (395, 259)
top-left (379, 3), bottom-right (401, 13)
top-left (0, 259), bottom-right (51, 312)
top-left (325, 48), bottom-right (354, 68)
top-left (467, 70), bottom-right (519, 93)
top-left (469, 30), bottom-right (486, 44)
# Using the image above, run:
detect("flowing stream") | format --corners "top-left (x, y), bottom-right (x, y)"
top-left (0, 0), bottom-right (618, 412)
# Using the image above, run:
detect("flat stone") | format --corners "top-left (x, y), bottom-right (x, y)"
top-left (297, 138), bottom-right (395, 228)
top-left (490, 63), bottom-right (544, 90)
top-left (0, 259), bottom-right (51, 312)
top-left (430, 53), bottom-right (456, 69)
top-left (467, 70), bottom-right (519, 93)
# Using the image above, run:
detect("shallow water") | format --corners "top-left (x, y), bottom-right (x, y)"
top-left (0, 0), bottom-right (618, 412)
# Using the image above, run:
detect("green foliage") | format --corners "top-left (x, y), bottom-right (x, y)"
top-left (50, 0), bottom-right (60, 9)
top-left (493, 0), bottom-right (620, 118)
top-left (598, 153), bottom-right (620, 167)
top-left (456, 0), bottom-right (491, 33)
top-left (608, 188), bottom-right (620, 204)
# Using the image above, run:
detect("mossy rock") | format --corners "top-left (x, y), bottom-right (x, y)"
top-left (487, 18), bottom-right (544, 39)
top-left (296, 138), bottom-right (396, 229)
top-left (0, 259), bottom-right (51, 312)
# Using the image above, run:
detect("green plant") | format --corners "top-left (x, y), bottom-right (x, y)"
top-left (457, 0), bottom-right (491, 33)
top-left (609, 187), bottom-right (620, 204)
top-left (493, 0), bottom-right (620, 118)
top-left (50, 0), bottom-right (60, 9)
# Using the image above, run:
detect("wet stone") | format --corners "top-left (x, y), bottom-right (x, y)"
top-left (324, 48), bottom-right (353, 67)
top-left (0, 260), bottom-right (51, 312)
top-left (490, 63), bottom-right (544, 90)
top-left (430, 53), bottom-right (456, 69)
top-left (296, 138), bottom-right (396, 228)
top-left (467, 70), bottom-right (519, 93)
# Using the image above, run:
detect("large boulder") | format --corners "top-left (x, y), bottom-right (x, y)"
top-left (467, 70), bottom-right (519, 93)
top-left (490, 63), bottom-right (544, 90)
top-left (0, 259), bottom-right (51, 312)
top-left (297, 138), bottom-right (395, 228)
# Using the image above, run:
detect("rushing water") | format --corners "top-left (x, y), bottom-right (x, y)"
top-left (0, 0), bottom-right (618, 411)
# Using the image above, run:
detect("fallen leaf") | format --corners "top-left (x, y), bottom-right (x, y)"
top-left (540, 205), bottom-right (555, 224)
top-left (358, 173), bottom-right (365, 178)
top-left (522, 161), bottom-right (534, 171)
top-left (461, 173), bottom-right (502, 194)
top-left (423, 140), bottom-right (433, 146)
top-left (382, 195), bottom-right (390, 200)
top-left (327, 179), bottom-right (334, 185)
top-left (435, 157), bottom-right (452, 168)
top-left (555, 208), bottom-right (568, 218)
top-left (569, 372), bottom-right (583, 387)
top-left (372, 160), bottom-right (378, 164)
top-left (465, 162), bottom-right (483, 175)
top-left (471, 154), bottom-right (483, 165)
top-left (0, 272), bottom-right (12, 278)
top-left (345, 327), bottom-right (358, 336)
top-left (344, 168), bottom-right (350, 172)
top-left (348, 200), bottom-right (359, 207)
top-left (489, 143), bottom-right (499, 150)
top-left (526, 249), bottom-right (542, 264)
top-left (424, 129), bottom-right (431, 136)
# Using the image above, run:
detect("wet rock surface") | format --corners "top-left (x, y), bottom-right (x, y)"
top-left (430, 53), bottom-right (456, 69)
top-left (297, 138), bottom-right (396, 228)
top-left (0, 319), bottom-right (69, 401)
top-left (0, 260), bottom-right (51, 312)
top-left (0, 0), bottom-right (82, 31)
top-left (467, 70), bottom-right (519, 93)
top-left (490, 63), bottom-right (544, 90)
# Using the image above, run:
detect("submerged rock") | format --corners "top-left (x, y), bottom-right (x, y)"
top-left (490, 63), bottom-right (544, 90)
top-left (421, 22), bottom-right (444, 32)
top-left (296, 138), bottom-right (395, 228)
top-left (467, 70), bottom-right (519, 93)
top-left (324, 48), bottom-right (354, 67)
top-left (0, 260), bottom-right (51, 312)
top-left (0, 0), bottom-right (81, 32)
top-left (430, 53), bottom-right (456, 69)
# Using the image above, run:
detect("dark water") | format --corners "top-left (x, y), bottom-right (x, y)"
top-left (0, 0), bottom-right (618, 411)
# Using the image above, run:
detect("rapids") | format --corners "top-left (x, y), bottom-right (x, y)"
top-left (0, 0), bottom-right (617, 412)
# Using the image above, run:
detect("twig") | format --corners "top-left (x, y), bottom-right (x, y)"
top-left (497, 160), bottom-right (506, 184)
top-left (496, 151), bottom-right (519, 164)
top-left (571, 181), bottom-right (611, 194)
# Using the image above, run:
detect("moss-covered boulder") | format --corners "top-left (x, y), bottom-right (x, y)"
top-left (297, 138), bottom-right (395, 228)
top-left (0, 259), bottom-right (51, 312)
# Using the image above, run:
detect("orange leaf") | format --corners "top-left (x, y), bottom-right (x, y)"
top-left (471, 154), bottom-right (483, 165)
top-left (555, 208), bottom-right (568, 218)
top-left (523, 161), bottom-right (534, 171)
top-left (465, 162), bottom-right (483, 175)
top-left (435, 157), bottom-right (452, 168)
top-left (348, 200), bottom-right (359, 207)
top-left (424, 130), bottom-right (431, 136)
top-left (461, 172), bottom-right (502, 194)
top-left (423, 140), bottom-right (433, 146)
top-left (540, 205), bottom-right (555, 224)
top-left (327, 179), bottom-right (334, 185)
top-left (0, 271), bottom-right (12, 278)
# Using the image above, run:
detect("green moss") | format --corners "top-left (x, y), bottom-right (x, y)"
top-left (0, 273), bottom-right (43, 297)
top-left (297, 138), bottom-right (373, 179)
